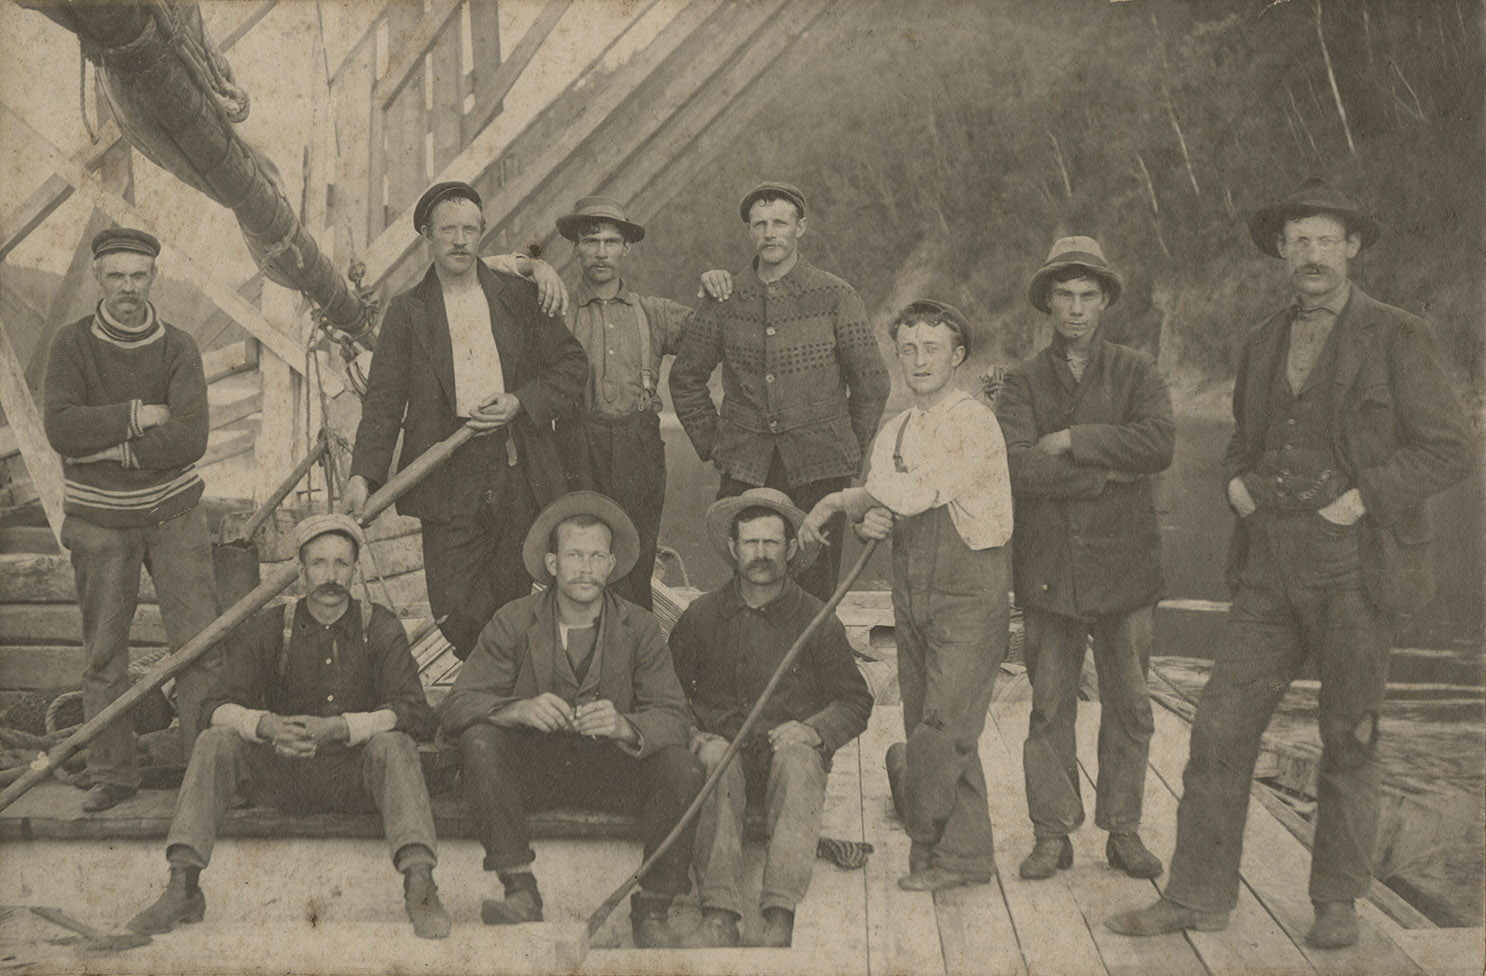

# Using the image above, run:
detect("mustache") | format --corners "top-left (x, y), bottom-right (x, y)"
top-left (744, 558), bottom-right (778, 572)
top-left (312, 582), bottom-right (349, 598)
top-left (1296, 264), bottom-right (1332, 275)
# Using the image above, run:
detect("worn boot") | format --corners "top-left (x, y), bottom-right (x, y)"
top-left (629, 892), bottom-right (677, 949)
top-left (481, 872), bottom-right (543, 925)
top-left (759, 907), bottom-right (795, 948)
top-left (1306, 900), bottom-right (1359, 949)
top-left (683, 908), bottom-right (741, 948)
top-left (1105, 833), bottom-right (1163, 879)
top-left (127, 865), bottom-right (205, 934)
top-left (1104, 898), bottom-right (1229, 936)
top-left (1019, 836), bottom-right (1073, 880)
top-left (403, 865), bottom-right (451, 939)
top-left (82, 782), bottom-right (137, 813)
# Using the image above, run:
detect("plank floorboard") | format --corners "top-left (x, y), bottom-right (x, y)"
top-left (794, 736), bottom-right (870, 970)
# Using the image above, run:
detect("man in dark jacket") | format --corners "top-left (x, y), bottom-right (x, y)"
top-left (669, 181), bottom-right (890, 602)
top-left (997, 238), bottom-right (1175, 883)
top-left (344, 181), bottom-right (587, 658)
top-left (669, 488), bottom-right (873, 948)
top-left (127, 515), bottom-right (449, 940)
top-left (441, 492), bottom-right (704, 948)
top-left (1107, 179), bottom-right (1472, 949)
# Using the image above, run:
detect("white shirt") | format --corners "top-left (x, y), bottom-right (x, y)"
top-left (444, 281), bottom-right (505, 417)
top-left (865, 389), bottom-right (1013, 550)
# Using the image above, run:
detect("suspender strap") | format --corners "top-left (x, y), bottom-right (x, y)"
top-left (277, 600), bottom-right (372, 679)
top-left (892, 413), bottom-right (913, 473)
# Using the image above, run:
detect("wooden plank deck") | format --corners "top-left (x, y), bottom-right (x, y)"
top-left (1, 688), bottom-right (1475, 974)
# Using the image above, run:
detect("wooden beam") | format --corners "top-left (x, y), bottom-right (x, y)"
top-left (202, 340), bottom-right (260, 383)
top-left (0, 314), bottom-right (65, 543)
top-left (370, 0), bottom-right (461, 108)
top-left (218, 0), bottom-right (278, 53)
top-left (0, 123), bottom-right (124, 265)
top-left (0, 553), bottom-right (157, 604)
top-left (211, 391), bottom-right (263, 431)
top-left (199, 426), bottom-right (257, 470)
top-left (254, 284), bottom-right (302, 503)
top-left (364, 0), bottom-right (714, 291)
top-left (462, 0), bottom-right (574, 141)
top-left (0, 603), bottom-right (166, 647)
top-left (0, 645), bottom-right (87, 691)
top-left (0, 103), bottom-right (309, 375)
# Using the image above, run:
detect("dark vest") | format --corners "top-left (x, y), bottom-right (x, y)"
top-left (1250, 322), bottom-right (1348, 511)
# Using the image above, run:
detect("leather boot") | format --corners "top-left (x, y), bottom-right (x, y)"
top-left (127, 865), bottom-right (205, 934)
top-left (630, 892), bottom-right (677, 949)
top-left (403, 865), bottom-right (451, 939)
top-left (1104, 898), bottom-right (1229, 936)
top-left (759, 907), bottom-right (795, 948)
top-left (682, 908), bottom-right (740, 948)
top-left (1106, 833), bottom-right (1163, 879)
top-left (1019, 836), bottom-right (1073, 880)
top-left (1306, 900), bottom-right (1359, 949)
top-left (481, 887), bottom-right (543, 925)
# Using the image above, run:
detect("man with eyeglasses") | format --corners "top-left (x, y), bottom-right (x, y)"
top-left (1107, 178), bottom-right (1470, 949)
top-left (995, 237), bottom-right (1174, 885)
top-left (344, 181), bottom-right (587, 660)
top-left (803, 300), bottom-right (1012, 892)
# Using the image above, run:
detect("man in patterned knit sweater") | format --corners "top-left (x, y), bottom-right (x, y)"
top-left (42, 228), bottom-right (221, 814)
top-left (669, 182), bottom-right (890, 602)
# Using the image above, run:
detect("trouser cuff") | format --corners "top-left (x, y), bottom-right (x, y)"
top-left (394, 843), bottom-right (437, 873)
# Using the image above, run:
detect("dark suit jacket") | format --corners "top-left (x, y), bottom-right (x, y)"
top-left (997, 334), bottom-right (1175, 618)
top-left (439, 589), bottom-right (690, 758)
top-left (350, 262), bottom-right (587, 521)
top-left (1224, 285), bottom-right (1471, 613)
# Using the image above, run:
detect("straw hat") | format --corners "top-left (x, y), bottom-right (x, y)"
top-left (704, 488), bottom-right (820, 573)
top-left (555, 196), bottom-right (646, 243)
top-left (521, 491), bottom-right (640, 584)
top-left (1027, 236), bottom-right (1124, 314)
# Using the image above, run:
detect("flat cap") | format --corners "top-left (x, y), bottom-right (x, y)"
top-left (413, 181), bottom-right (482, 235)
top-left (895, 299), bottom-right (974, 356)
top-left (91, 228), bottom-right (161, 259)
top-left (739, 181), bottom-right (807, 223)
top-left (293, 513), bottom-right (365, 557)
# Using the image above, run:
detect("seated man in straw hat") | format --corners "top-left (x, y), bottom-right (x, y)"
top-left (441, 491), bottom-right (704, 948)
top-left (128, 514), bottom-right (450, 940)
top-left (803, 300), bottom-right (1013, 892)
top-left (668, 487), bottom-right (873, 948)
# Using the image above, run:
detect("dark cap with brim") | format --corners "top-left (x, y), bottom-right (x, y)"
top-left (522, 491), bottom-right (641, 585)
top-left (414, 181), bottom-right (482, 235)
top-left (91, 228), bottom-right (161, 259)
top-left (555, 196), bottom-right (646, 243)
top-left (739, 182), bottom-right (807, 223)
top-left (1027, 236), bottom-right (1124, 314)
top-left (1248, 176), bottom-right (1380, 258)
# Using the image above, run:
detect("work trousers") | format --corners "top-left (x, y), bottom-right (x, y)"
top-left (719, 451), bottom-right (848, 604)
top-left (62, 508), bottom-right (221, 790)
top-left (459, 725), bottom-right (705, 897)
top-left (692, 737), bottom-right (829, 917)
top-left (165, 727), bottom-right (438, 871)
top-left (1165, 510), bottom-right (1390, 913)
top-left (555, 410), bottom-right (665, 610)
top-left (1022, 604), bottom-right (1156, 839)
top-left (891, 506), bottom-right (1009, 876)
top-left (420, 458), bottom-right (539, 659)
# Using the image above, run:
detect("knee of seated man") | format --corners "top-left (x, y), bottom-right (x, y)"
top-left (193, 725), bottom-right (241, 754)
top-left (653, 745), bottom-right (706, 793)
top-left (459, 722), bottom-right (513, 761)
top-left (364, 729), bottom-right (416, 760)
top-left (771, 743), bottom-right (827, 785)
top-left (1322, 713), bottom-right (1379, 772)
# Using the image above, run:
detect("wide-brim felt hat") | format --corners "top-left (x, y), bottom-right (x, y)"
top-left (413, 181), bottom-right (482, 234)
top-left (522, 491), bottom-right (641, 584)
top-left (705, 488), bottom-right (820, 574)
top-left (1027, 236), bottom-right (1124, 314)
top-left (91, 227), bottom-right (161, 259)
top-left (294, 513), bottom-right (366, 557)
top-left (555, 196), bottom-right (646, 243)
top-left (1248, 176), bottom-right (1380, 258)
top-left (738, 181), bottom-right (807, 223)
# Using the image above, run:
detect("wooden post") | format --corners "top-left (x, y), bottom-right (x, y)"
top-left (0, 316), bottom-right (66, 544)
top-left (255, 284), bottom-right (302, 504)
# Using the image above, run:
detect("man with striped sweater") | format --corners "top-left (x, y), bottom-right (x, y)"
top-left (42, 227), bottom-right (221, 813)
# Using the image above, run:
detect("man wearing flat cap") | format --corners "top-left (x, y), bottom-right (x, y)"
top-left (668, 487), bottom-right (872, 948)
top-left (42, 227), bottom-right (222, 814)
top-left (552, 196), bottom-right (696, 609)
top-left (441, 491), bottom-right (704, 947)
top-left (670, 181), bottom-right (890, 603)
top-left (804, 300), bottom-right (1012, 892)
top-left (996, 237), bottom-right (1175, 884)
top-left (345, 181), bottom-right (588, 659)
top-left (128, 514), bottom-right (450, 940)
top-left (1108, 178), bottom-right (1471, 948)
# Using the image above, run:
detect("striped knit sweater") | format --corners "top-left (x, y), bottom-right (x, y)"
top-left (42, 306), bottom-right (208, 527)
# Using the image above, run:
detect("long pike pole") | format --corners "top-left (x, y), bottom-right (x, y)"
top-left (0, 426), bottom-right (476, 813)
top-left (584, 537), bottom-right (880, 940)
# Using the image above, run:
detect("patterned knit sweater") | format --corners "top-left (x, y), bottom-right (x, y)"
top-left (42, 309), bottom-right (208, 527)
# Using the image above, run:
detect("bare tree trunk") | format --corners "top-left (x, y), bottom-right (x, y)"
top-left (1163, 86), bottom-right (1201, 197)
top-left (1224, 185), bottom-right (1237, 222)
top-left (1047, 130), bottom-right (1073, 200)
top-left (1315, 0), bottom-right (1358, 157)
top-left (1389, 59), bottom-right (1426, 119)
top-left (1133, 153), bottom-right (1171, 259)
top-left (1361, 0), bottom-right (1376, 75)
top-left (1287, 83), bottom-right (1323, 159)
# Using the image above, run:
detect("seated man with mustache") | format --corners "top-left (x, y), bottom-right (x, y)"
top-left (128, 514), bottom-right (450, 940)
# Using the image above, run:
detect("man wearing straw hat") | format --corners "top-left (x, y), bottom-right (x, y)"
top-left (42, 227), bottom-right (222, 814)
top-left (1107, 178), bottom-right (1470, 948)
top-left (803, 300), bottom-right (1013, 892)
top-left (670, 181), bottom-right (890, 604)
top-left (127, 513), bottom-right (450, 940)
top-left (552, 196), bottom-right (695, 609)
top-left (668, 487), bottom-right (872, 948)
top-left (344, 180), bottom-right (587, 660)
top-left (997, 237), bottom-right (1174, 884)
top-left (442, 491), bottom-right (704, 948)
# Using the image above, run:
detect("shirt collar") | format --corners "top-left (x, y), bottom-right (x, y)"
top-left (745, 254), bottom-right (811, 295)
top-left (295, 598), bottom-right (358, 635)
top-left (718, 574), bottom-right (804, 620)
top-left (1049, 330), bottom-right (1105, 369)
top-left (1292, 279), bottom-right (1350, 320)
top-left (911, 388), bottom-right (973, 417)
top-left (575, 277), bottom-right (636, 308)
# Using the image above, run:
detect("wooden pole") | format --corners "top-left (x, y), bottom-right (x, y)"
top-left (0, 425), bottom-right (474, 813)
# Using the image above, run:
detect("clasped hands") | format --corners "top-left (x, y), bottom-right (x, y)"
top-left (256, 713), bottom-right (349, 759)
top-left (502, 692), bottom-right (635, 743)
